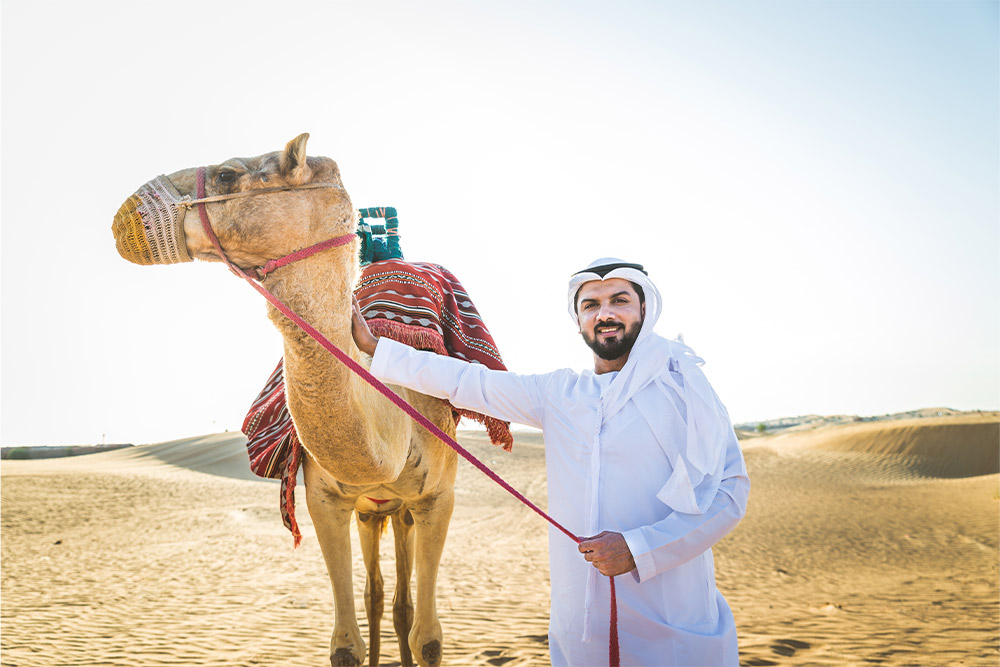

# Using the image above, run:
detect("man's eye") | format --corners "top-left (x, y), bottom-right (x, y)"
top-left (217, 170), bottom-right (238, 184)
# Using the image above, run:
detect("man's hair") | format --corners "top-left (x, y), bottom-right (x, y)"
top-left (574, 281), bottom-right (646, 314)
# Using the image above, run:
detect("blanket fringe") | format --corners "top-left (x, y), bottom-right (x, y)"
top-left (457, 408), bottom-right (514, 452)
top-left (367, 319), bottom-right (513, 451)
top-left (367, 319), bottom-right (448, 356)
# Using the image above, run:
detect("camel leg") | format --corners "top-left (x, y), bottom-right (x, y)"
top-left (357, 511), bottom-right (386, 667)
top-left (407, 490), bottom-right (455, 667)
top-left (391, 508), bottom-right (416, 667)
top-left (305, 464), bottom-right (366, 667)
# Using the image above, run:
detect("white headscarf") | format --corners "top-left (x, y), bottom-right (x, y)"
top-left (568, 258), bottom-right (731, 515)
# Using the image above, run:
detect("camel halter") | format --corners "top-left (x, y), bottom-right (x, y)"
top-left (189, 166), bottom-right (621, 667)
top-left (187, 167), bottom-right (355, 281)
top-left (112, 168), bottom-right (349, 270)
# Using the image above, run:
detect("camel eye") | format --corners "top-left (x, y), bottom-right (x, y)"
top-left (217, 170), bottom-right (238, 184)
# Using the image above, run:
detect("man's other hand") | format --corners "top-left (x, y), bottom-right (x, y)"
top-left (351, 296), bottom-right (378, 356)
top-left (578, 531), bottom-right (636, 577)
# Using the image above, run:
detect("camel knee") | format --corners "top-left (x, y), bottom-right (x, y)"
top-left (393, 591), bottom-right (414, 641)
top-left (409, 619), bottom-right (443, 667)
top-left (329, 626), bottom-right (365, 667)
top-left (420, 639), bottom-right (441, 667)
top-left (331, 647), bottom-right (362, 667)
top-left (365, 569), bottom-right (385, 617)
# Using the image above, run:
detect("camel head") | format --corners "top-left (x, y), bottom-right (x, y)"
top-left (112, 133), bottom-right (355, 271)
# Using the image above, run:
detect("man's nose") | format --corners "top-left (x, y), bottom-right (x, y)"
top-left (597, 303), bottom-right (617, 321)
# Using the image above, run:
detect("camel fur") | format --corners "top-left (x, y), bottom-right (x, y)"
top-left (142, 134), bottom-right (459, 667)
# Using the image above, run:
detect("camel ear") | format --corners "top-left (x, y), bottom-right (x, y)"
top-left (281, 133), bottom-right (311, 182)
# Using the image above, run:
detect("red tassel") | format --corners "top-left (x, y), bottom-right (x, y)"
top-left (284, 435), bottom-right (302, 548)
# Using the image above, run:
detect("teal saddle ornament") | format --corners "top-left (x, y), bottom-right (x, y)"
top-left (357, 207), bottom-right (403, 266)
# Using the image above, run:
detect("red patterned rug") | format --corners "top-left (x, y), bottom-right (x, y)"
top-left (243, 259), bottom-right (512, 545)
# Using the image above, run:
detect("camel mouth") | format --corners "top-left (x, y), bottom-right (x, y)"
top-left (112, 176), bottom-right (193, 266)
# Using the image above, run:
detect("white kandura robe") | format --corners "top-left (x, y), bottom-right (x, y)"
top-left (371, 337), bottom-right (750, 667)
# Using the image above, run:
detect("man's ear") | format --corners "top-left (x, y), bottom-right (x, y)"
top-left (641, 302), bottom-right (646, 320)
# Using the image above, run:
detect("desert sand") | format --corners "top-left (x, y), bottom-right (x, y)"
top-left (2, 412), bottom-right (997, 666)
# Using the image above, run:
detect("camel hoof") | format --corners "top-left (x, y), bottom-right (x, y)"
top-left (331, 647), bottom-right (361, 667)
top-left (421, 639), bottom-right (441, 666)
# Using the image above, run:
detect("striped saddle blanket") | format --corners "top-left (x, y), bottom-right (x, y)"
top-left (242, 259), bottom-right (512, 545)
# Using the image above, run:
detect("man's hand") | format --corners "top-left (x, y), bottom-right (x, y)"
top-left (578, 531), bottom-right (636, 577)
top-left (351, 296), bottom-right (378, 356)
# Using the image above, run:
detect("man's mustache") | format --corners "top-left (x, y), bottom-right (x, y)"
top-left (593, 321), bottom-right (624, 335)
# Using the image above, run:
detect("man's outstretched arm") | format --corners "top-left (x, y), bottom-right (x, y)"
top-left (352, 297), bottom-right (547, 429)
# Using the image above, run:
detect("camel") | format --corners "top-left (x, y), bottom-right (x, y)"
top-left (113, 134), bottom-right (461, 667)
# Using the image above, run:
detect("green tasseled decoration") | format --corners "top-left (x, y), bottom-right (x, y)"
top-left (357, 207), bottom-right (403, 266)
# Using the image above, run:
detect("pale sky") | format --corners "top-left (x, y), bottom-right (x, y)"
top-left (2, 0), bottom-right (997, 446)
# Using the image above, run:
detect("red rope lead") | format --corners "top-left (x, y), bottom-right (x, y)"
top-left (609, 576), bottom-right (620, 666)
top-left (194, 168), bottom-right (620, 666)
top-left (256, 234), bottom-right (356, 278)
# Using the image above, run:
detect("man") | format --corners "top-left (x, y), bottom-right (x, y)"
top-left (352, 258), bottom-right (750, 666)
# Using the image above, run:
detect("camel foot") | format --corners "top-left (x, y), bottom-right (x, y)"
top-left (331, 647), bottom-right (361, 667)
top-left (421, 639), bottom-right (441, 666)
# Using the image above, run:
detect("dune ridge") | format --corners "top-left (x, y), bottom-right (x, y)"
top-left (2, 413), bottom-right (998, 666)
top-left (743, 413), bottom-right (999, 481)
top-left (805, 418), bottom-right (998, 478)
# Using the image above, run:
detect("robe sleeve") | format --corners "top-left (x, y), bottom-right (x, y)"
top-left (620, 429), bottom-right (750, 583)
top-left (370, 337), bottom-right (547, 429)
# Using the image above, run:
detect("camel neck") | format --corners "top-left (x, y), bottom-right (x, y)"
top-left (261, 251), bottom-right (408, 484)
top-left (264, 254), bottom-right (358, 383)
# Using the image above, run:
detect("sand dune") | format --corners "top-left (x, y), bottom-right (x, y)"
top-left (729, 413), bottom-right (999, 666)
top-left (111, 433), bottom-right (264, 481)
top-left (6, 432), bottom-right (260, 480)
top-left (2, 413), bottom-right (997, 666)
top-left (791, 416), bottom-right (999, 478)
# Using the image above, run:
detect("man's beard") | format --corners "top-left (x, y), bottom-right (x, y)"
top-left (581, 320), bottom-right (642, 361)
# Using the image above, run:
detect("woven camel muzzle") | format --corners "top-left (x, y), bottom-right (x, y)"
top-left (112, 175), bottom-right (193, 266)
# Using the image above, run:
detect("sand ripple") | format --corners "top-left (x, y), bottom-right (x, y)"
top-left (3, 415), bottom-right (997, 666)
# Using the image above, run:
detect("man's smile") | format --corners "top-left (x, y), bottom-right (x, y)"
top-left (595, 323), bottom-right (624, 340)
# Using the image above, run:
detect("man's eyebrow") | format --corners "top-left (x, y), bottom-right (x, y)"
top-left (580, 291), bottom-right (633, 304)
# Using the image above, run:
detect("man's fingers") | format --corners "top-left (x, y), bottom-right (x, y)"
top-left (580, 532), bottom-right (637, 577)
top-left (577, 532), bottom-right (610, 553)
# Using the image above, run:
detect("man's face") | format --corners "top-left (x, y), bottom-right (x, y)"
top-left (575, 278), bottom-right (646, 362)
